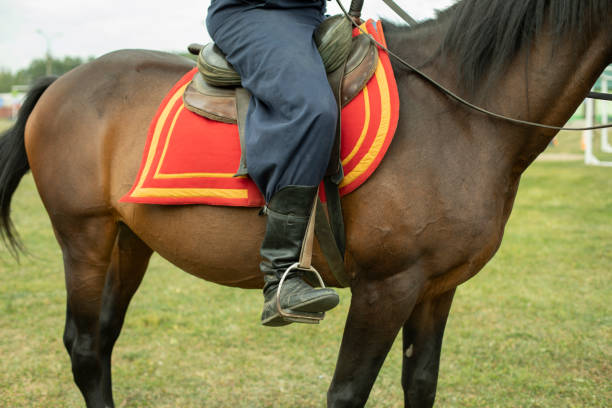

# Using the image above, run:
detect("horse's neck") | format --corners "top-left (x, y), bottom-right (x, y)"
top-left (484, 26), bottom-right (612, 170)
top-left (391, 21), bottom-right (611, 177)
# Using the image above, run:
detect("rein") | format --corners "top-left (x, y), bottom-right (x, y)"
top-left (338, 0), bottom-right (612, 131)
top-left (587, 91), bottom-right (612, 101)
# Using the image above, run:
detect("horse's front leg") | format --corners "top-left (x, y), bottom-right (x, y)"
top-left (402, 289), bottom-right (455, 408)
top-left (327, 270), bottom-right (424, 407)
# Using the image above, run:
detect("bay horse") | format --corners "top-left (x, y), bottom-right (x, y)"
top-left (1, 1), bottom-right (610, 407)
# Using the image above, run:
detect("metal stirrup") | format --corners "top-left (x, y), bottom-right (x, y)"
top-left (275, 263), bottom-right (327, 324)
top-left (275, 189), bottom-right (327, 324)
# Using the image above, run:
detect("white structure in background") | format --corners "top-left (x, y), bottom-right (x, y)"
top-left (583, 71), bottom-right (612, 166)
top-left (600, 76), bottom-right (612, 153)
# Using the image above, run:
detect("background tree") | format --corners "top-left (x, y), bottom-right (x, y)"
top-left (0, 56), bottom-right (94, 92)
top-left (0, 53), bottom-right (195, 93)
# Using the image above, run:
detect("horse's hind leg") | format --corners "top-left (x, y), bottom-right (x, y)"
top-left (97, 223), bottom-right (152, 403)
top-left (61, 218), bottom-right (151, 408)
top-left (59, 215), bottom-right (117, 407)
top-left (401, 289), bottom-right (455, 408)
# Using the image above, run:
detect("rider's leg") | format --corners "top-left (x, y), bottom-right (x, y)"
top-left (207, 2), bottom-right (340, 325)
top-left (259, 185), bottom-right (339, 326)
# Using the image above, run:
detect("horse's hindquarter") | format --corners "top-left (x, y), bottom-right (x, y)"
top-left (23, 51), bottom-right (191, 268)
top-left (26, 49), bottom-right (192, 217)
top-left (25, 49), bottom-right (346, 289)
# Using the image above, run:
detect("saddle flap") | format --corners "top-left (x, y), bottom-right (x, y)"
top-left (183, 73), bottom-right (238, 124)
top-left (342, 34), bottom-right (378, 106)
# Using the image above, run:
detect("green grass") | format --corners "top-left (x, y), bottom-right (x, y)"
top-left (0, 120), bottom-right (611, 406)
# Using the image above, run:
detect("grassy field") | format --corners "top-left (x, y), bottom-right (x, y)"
top-left (0, 119), bottom-right (611, 407)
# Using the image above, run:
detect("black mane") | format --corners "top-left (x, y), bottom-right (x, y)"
top-left (385, 0), bottom-right (611, 94)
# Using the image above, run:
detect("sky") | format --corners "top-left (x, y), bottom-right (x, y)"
top-left (0, 0), bottom-right (455, 72)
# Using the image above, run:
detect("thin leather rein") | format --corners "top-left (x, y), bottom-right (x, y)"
top-left (338, 0), bottom-right (612, 131)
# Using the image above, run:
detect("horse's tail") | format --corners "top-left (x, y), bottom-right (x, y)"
top-left (0, 76), bottom-right (57, 257)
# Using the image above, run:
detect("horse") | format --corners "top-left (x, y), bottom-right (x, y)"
top-left (1, 0), bottom-right (610, 406)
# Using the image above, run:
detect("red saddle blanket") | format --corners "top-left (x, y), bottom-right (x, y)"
top-left (121, 20), bottom-right (399, 207)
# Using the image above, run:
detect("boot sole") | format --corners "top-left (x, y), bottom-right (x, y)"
top-left (261, 293), bottom-right (340, 327)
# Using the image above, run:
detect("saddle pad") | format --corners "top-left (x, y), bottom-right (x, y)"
top-left (121, 20), bottom-right (398, 207)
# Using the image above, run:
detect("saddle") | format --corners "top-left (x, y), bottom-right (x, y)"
top-left (183, 16), bottom-right (378, 125)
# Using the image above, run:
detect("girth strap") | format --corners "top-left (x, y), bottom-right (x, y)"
top-left (325, 56), bottom-right (346, 178)
top-left (323, 176), bottom-right (346, 257)
top-left (234, 88), bottom-right (250, 177)
top-left (295, 185), bottom-right (350, 287)
top-left (315, 194), bottom-right (350, 287)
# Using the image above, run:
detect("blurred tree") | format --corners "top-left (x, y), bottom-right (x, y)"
top-left (1, 52), bottom-right (195, 92)
top-left (0, 70), bottom-right (14, 93)
top-left (0, 56), bottom-right (94, 92)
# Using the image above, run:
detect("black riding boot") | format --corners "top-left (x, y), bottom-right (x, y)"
top-left (260, 185), bottom-right (340, 326)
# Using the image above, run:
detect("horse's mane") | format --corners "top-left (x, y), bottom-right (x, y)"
top-left (384, 0), bottom-right (611, 94)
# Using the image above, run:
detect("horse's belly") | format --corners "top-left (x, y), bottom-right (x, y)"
top-left (117, 203), bottom-right (267, 288)
top-left (116, 202), bottom-right (340, 289)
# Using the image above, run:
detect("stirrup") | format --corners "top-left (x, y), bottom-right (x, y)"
top-left (275, 262), bottom-right (327, 324)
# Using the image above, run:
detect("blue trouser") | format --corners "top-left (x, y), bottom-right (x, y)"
top-left (206, 0), bottom-right (337, 202)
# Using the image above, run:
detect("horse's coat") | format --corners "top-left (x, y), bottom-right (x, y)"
top-left (1, 1), bottom-right (610, 407)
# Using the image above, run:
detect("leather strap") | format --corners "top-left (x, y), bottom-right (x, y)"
top-left (326, 61), bottom-right (346, 178)
top-left (350, 0), bottom-right (418, 27)
top-left (380, 0), bottom-right (417, 26)
top-left (298, 190), bottom-right (319, 270)
top-left (234, 87), bottom-right (250, 177)
top-left (323, 177), bottom-right (346, 256)
top-left (315, 199), bottom-right (351, 287)
top-left (588, 91), bottom-right (612, 101)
